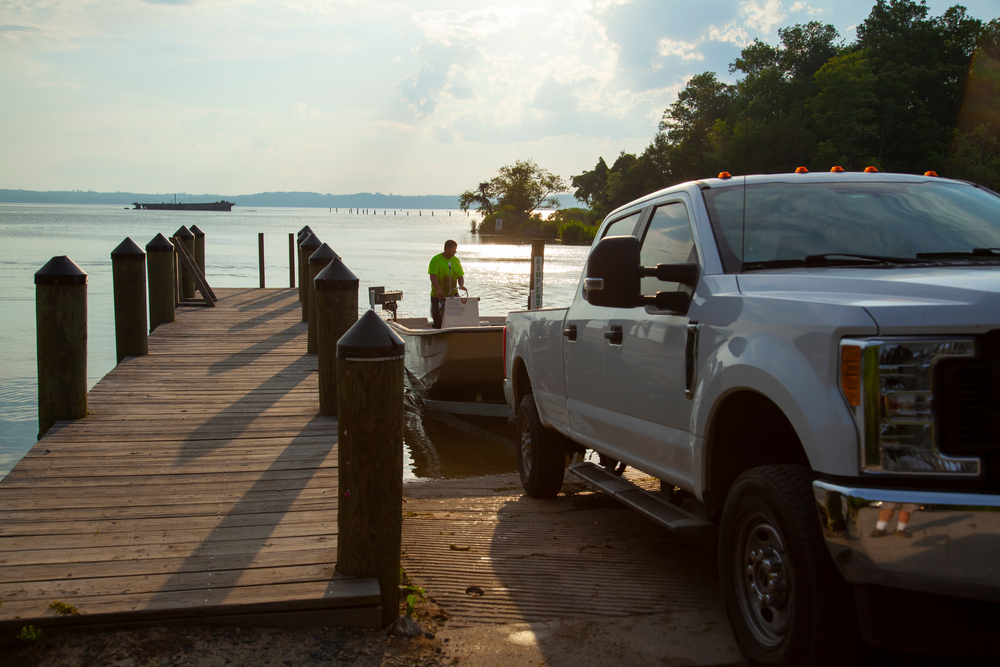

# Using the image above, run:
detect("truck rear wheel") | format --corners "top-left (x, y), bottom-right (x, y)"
top-left (516, 395), bottom-right (566, 498)
top-left (719, 464), bottom-right (859, 667)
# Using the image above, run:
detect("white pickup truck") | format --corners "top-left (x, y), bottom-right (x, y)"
top-left (503, 171), bottom-right (1000, 666)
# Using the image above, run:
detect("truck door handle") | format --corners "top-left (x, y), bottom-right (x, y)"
top-left (563, 324), bottom-right (577, 341)
top-left (604, 325), bottom-right (623, 345)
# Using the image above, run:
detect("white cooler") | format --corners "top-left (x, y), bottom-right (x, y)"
top-left (442, 296), bottom-right (480, 327)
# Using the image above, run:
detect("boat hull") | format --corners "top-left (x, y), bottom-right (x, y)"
top-left (133, 201), bottom-right (234, 211)
top-left (388, 317), bottom-right (505, 405)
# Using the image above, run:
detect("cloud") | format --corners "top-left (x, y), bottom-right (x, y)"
top-left (657, 38), bottom-right (704, 61)
top-left (741, 0), bottom-right (786, 34)
top-left (396, 42), bottom-right (481, 118)
top-left (411, 5), bottom-right (545, 45)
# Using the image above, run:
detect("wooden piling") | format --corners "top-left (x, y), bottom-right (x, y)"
top-left (528, 239), bottom-right (545, 309)
top-left (315, 257), bottom-right (358, 416)
top-left (258, 232), bottom-right (266, 288)
top-left (173, 226), bottom-right (196, 300)
top-left (35, 256), bottom-right (88, 439)
top-left (335, 310), bottom-right (405, 627)
top-left (307, 243), bottom-right (338, 354)
top-left (296, 225), bottom-right (314, 302)
top-left (111, 238), bottom-right (148, 363)
top-left (288, 233), bottom-right (296, 288)
top-left (190, 224), bottom-right (206, 277)
top-left (146, 233), bottom-right (175, 331)
top-left (298, 233), bottom-right (321, 322)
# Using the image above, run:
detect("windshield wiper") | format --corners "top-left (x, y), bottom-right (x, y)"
top-left (743, 253), bottom-right (930, 270)
top-left (916, 248), bottom-right (1000, 259)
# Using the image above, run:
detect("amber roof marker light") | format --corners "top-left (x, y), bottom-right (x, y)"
top-left (925, 170), bottom-right (939, 177)
top-left (864, 166), bottom-right (879, 173)
top-left (795, 166), bottom-right (809, 173)
top-left (718, 172), bottom-right (732, 179)
top-left (830, 166), bottom-right (844, 173)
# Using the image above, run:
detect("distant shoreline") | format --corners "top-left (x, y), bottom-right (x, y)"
top-left (0, 189), bottom-right (463, 209)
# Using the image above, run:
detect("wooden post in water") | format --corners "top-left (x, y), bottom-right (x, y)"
top-left (35, 256), bottom-right (88, 439)
top-left (316, 256), bottom-right (359, 415)
top-left (190, 224), bottom-right (206, 277)
top-left (298, 233), bottom-right (321, 322)
top-left (173, 226), bottom-right (196, 300)
top-left (146, 233), bottom-right (175, 331)
top-left (111, 238), bottom-right (148, 363)
top-left (335, 310), bottom-right (405, 627)
top-left (307, 243), bottom-right (338, 354)
top-left (288, 233), bottom-right (296, 288)
top-left (528, 239), bottom-right (545, 309)
top-left (258, 232), bottom-right (265, 288)
top-left (296, 225), bottom-right (314, 302)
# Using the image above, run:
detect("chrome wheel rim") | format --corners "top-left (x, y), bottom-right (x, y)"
top-left (519, 417), bottom-right (533, 478)
top-left (733, 510), bottom-right (792, 647)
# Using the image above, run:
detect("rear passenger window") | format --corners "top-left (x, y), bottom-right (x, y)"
top-left (602, 211), bottom-right (641, 239)
top-left (639, 202), bottom-right (697, 297)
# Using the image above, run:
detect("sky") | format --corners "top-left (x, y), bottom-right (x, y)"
top-left (1, 0), bottom-right (996, 196)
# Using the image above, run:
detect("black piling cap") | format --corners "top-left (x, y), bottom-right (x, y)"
top-left (190, 224), bottom-right (205, 238)
top-left (35, 256), bottom-right (87, 286)
top-left (315, 256), bottom-right (359, 291)
top-left (300, 233), bottom-right (321, 251)
top-left (111, 237), bottom-right (145, 261)
top-left (174, 225), bottom-right (194, 239)
top-left (337, 310), bottom-right (404, 360)
top-left (146, 233), bottom-right (174, 253)
top-left (298, 225), bottom-right (314, 239)
top-left (309, 242), bottom-right (339, 265)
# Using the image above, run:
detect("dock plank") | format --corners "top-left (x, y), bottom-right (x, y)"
top-left (0, 288), bottom-right (379, 631)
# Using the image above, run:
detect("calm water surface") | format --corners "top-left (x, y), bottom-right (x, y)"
top-left (0, 204), bottom-right (589, 479)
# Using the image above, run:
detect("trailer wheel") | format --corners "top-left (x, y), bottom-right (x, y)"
top-left (516, 395), bottom-right (566, 498)
top-left (719, 465), bottom-right (859, 667)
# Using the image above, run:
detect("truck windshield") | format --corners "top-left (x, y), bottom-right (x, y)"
top-left (702, 180), bottom-right (1000, 272)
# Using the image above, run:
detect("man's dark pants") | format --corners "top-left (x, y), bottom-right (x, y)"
top-left (431, 296), bottom-right (445, 329)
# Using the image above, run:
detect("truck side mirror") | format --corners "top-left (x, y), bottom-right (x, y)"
top-left (585, 235), bottom-right (641, 308)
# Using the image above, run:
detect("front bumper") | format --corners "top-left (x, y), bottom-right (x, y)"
top-left (813, 480), bottom-right (1000, 602)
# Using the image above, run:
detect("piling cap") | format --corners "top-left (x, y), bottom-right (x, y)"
top-left (337, 310), bottom-right (405, 360)
top-left (189, 224), bottom-right (205, 238)
top-left (35, 256), bottom-right (87, 286)
top-left (309, 242), bottom-right (340, 265)
top-left (146, 232), bottom-right (175, 253)
top-left (111, 237), bottom-right (145, 260)
top-left (315, 256), bottom-right (359, 290)
top-left (298, 225), bottom-right (314, 239)
top-left (173, 225), bottom-right (194, 239)
top-left (300, 233), bottom-right (322, 251)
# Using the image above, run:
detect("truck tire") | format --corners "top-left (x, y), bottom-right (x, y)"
top-left (516, 394), bottom-right (566, 498)
top-left (719, 464), bottom-right (859, 667)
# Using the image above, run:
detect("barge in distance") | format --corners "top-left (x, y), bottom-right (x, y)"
top-left (133, 200), bottom-right (234, 211)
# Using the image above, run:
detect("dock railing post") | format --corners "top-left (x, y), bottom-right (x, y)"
top-left (190, 224), bottom-right (206, 277)
top-left (298, 233), bottom-right (322, 322)
top-left (35, 256), bottom-right (88, 439)
top-left (173, 226), bottom-right (196, 300)
top-left (307, 243), bottom-right (338, 354)
top-left (335, 310), bottom-right (405, 627)
top-left (258, 232), bottom-right (265, 289)
top-left (146, 233), bottom-right (176, 331)
top-left (111, 238), bottom-right (148, 363)
top-left (296, 225), bottom-right (314, 301)
top-left (288, 232), bottom-right (296, 288)
top-left (315, 256), bottom-right (359, 415)
top-left (528, 238), bottom-right (545, 310)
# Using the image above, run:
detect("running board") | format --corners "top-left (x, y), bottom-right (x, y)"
top-left (568, 462), bottom-right (713, 535)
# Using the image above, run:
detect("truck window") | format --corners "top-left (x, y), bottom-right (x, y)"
top-left (639, 202), bottom-right (697, 297)
top-left (602, 211), bottom-right (641, 239)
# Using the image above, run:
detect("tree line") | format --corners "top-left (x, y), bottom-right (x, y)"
top-left (462, 0), bottom-right (999, 243)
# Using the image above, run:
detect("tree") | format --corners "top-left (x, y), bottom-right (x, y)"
top-left (459, 159), bottom-right (567, 220)
top-left (809, 50), bottom-right (880, 171)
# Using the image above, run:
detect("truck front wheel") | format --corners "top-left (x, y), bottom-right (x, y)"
top-left (719, 465), bottom-right (859, 667)
top-left (516, 395), bottom-right (566, 498)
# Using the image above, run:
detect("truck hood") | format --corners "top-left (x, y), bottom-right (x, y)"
top-left (736, 266), bottom-right (1000, 334)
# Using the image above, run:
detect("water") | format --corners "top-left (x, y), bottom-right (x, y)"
top-left (0, 204), bottom-right (589, 479)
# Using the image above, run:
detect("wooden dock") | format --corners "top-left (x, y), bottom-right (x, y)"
top-left (0, 288), bottom-right (380, 632)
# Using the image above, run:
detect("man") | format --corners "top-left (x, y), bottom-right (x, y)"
top-left (428, 239), bottom-right (467, 329)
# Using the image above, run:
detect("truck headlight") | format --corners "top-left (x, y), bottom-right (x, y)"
top-left (840, 338), bottom-right (980, 476)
